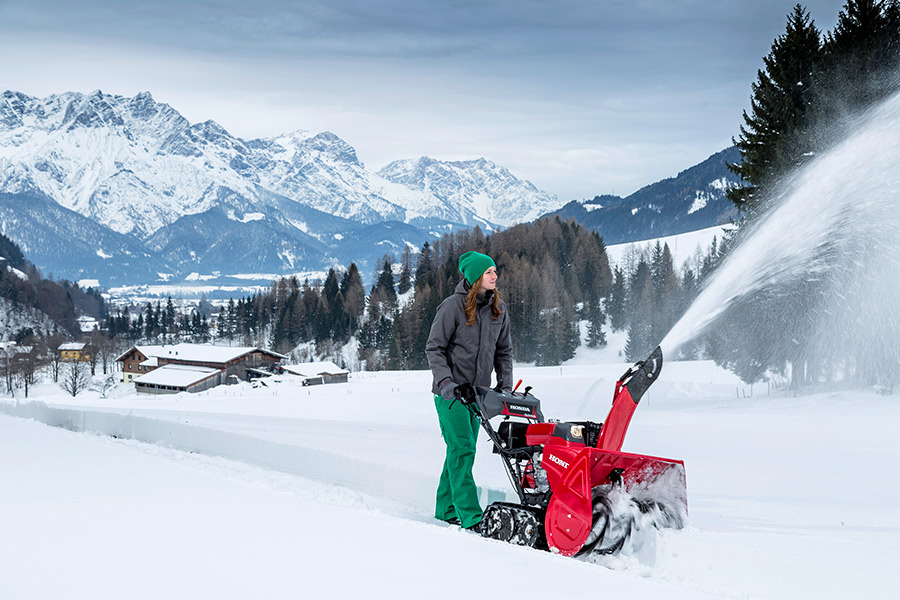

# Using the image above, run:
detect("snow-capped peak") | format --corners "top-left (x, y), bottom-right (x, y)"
top-left (377, 156), bottom-right (561, 227)
top-left (1, 90), bottom-right (558, 236)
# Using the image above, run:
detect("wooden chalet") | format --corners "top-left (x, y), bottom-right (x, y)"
top-left (116, 344), bottom-right (286, 389)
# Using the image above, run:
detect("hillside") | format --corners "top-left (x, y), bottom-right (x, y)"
top-left (548, 147), bottom-right (740, 244)
top-left (0, 230), bottom-right (102, 339)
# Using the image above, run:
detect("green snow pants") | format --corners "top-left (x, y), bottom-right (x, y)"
top-left (433, 394), bottom-right (483, 528)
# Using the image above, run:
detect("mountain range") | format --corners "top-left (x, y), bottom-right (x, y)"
top-left (0, 89), bottom-right (738, 287)
top-left (0, 90), bottom-right (561, 284)
top-left (547, 147), bottom-right (740, 245)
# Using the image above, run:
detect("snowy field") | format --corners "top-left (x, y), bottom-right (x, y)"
top-left (1, 349), bottom-right (898, 599)
top-left (606, 224), bottom-right (732, 271)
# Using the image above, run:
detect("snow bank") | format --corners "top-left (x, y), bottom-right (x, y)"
top-left (0, 399), bottom-right (516, 511)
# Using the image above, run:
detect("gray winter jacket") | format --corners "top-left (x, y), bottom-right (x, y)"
top-left (425, 279), bottom-right (513, 395)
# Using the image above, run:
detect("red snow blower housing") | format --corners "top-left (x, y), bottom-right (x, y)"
top-left (463, 346), bottom-right (686, 556)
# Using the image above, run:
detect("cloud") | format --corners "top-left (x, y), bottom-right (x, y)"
top-left (0, 0), bottom-right (850, 199)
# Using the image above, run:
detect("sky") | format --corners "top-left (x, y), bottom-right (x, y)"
top-left (0, 1), bottom-right (849, 201)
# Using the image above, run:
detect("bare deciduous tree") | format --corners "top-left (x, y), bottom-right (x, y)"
top-left (46, 333), bottom-right (66, 383)
top-left (90, 374), bottom-right (118, 399)
top-left (60, 359), bottom-right (90, 397)
top-left (85, 337), bottom-right (100, 376)
top-left (1, 345), bottom-right (13, 394)
top-left (17, 343), bottom-right (43, 399)
top-left (96, 334), bottom-right (117, 376)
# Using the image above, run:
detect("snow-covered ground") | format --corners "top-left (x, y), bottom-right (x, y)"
top-left (606, 224), bottom-right (733, 271)
top-left (1, 354), bottom-right (898, 599)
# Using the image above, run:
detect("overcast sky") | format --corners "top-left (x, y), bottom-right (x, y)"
top-left (0, 1), bottom-right (850, 201)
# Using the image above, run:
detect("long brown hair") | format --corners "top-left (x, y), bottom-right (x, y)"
top-left (465, 275), bottom-right (502, 326)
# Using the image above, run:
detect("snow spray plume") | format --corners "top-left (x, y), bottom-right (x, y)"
top-left (660, 89), bottom-right (900, 386)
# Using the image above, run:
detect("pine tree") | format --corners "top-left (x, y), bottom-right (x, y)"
top-left (585, 300), bottom-right (607, 348)
top-left (198, 314), bottom-right (210, 343)
top-left (375, 260), bottom-right (396, 301)
top-left (728, 4), bottom-right (822, 214)
top-left (144, 302), bottom-right (155, 341)
top-left (220, 298), bottom-right (237, 341)
top-left (165, 297), bottom-right (177, 342)
top-left (132, 313), bottom-right (143, 342)
top-left (340, 263), bottom-right (366, 336)
top-left (650, 242), bottom-right (680, 345)
top-left (815, 0), bottom-right (900, 127)
top-left (608, 266), bottom-right (627, 332)
top-left (624, 260), bottom-right (655, 362)
top-left (179, 313), bottom-right (190, 340)
top-left (415, 242), bottom-right (434, 285)
top-left (398, 248), bottom-right (412, 295)
top-left (321, 269), bottom-right (343, 340)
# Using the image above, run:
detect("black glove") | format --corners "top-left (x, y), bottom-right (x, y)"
top-left (454, 382), bottom-right (476, 405)
top-left (440, 380), bottom-right (457, 401)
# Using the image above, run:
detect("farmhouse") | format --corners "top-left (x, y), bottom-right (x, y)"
top-left (280, 361), bottom-right (350, 385)
top-left (133, 365), bottom-right (223, 395)
top-left (116, 343), bottom-right (286, 392)
top-left (59, 342), bottom-right (90, 362)
top-left (116, 345), bottom-right (167, 383)
top-left (0, 342), bottom-right (32, 365)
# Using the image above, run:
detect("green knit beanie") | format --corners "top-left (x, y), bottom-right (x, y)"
top-left (458, 251), bottom-right (496, 285)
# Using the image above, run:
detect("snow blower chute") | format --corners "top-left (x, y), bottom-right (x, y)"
top-left (462, 346), bottom-right (686, 556)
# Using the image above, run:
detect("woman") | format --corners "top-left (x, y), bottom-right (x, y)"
top-left (425, 250), bottom-right (513, 529)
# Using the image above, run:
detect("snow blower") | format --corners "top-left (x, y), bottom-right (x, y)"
top-left (462, 346), bottom-right (686, 556)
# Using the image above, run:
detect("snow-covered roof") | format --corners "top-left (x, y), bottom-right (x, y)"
top-left (115, 345), bottom-right (167, 362)
top-left (117, 344), bottom-right (285, 364)
top-left (140, 357), bottom-right (159, 367)
top-left (0, 342), bottom-right (31, 355)
top-left (59, 342), bottom-right (86, 351)
top-left (78, 316), bottom-right (99, 333)
top-left (133, 365), bottom-right (220, 388)
top-left (154, 343), bottom-right (286, 364)
top-left (282, 361), bottom-right (349, 377)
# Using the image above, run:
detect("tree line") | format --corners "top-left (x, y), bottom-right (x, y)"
top-left (365, 218), bottom-right (613, 369)
top-left (99, 218), bottom-right (617, 369)
top-left (205, 217), bottom-right (726, 371)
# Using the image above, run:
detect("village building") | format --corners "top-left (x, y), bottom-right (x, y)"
top-left (116, 345), bottom-right (167, 383)
top-left (77, 315), bottom-right (99, 333)
top-left (116, 343), bottom-right (286, 393)
top-left (280, 361), bottom-right (350, 385)
top-left (59, 342), bottom-right (91, 362)
top-left (0, 341), bottom-right (32, 367)
top-left (133, 365), bottom-right (223, 395)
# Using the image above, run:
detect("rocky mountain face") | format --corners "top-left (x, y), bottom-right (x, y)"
top-left (0, 89), bottom-right (738, 288)
top-left (0, 90), bottom-right (561, 284)
top-left (376, 156), bottom-right (560, 227)
top-left (547, 147), bottom-right (741, 245)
